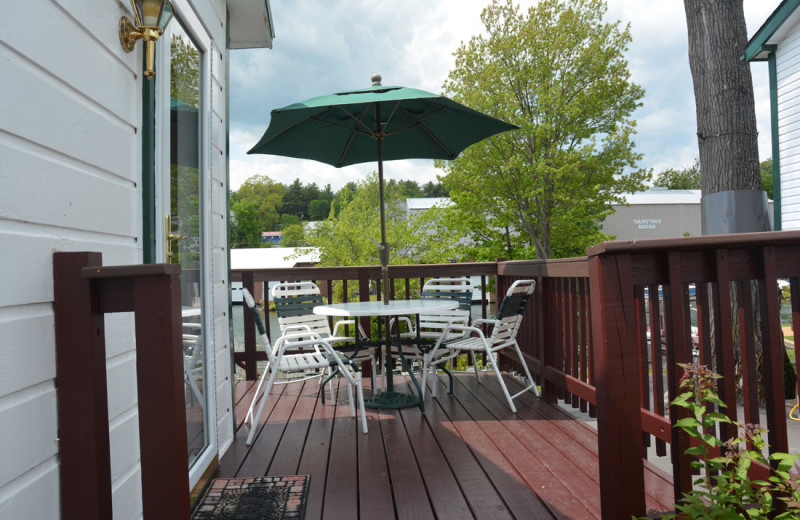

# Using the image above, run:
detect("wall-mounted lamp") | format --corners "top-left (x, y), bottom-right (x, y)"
top-left (119, 0), bottom-right (174, 80)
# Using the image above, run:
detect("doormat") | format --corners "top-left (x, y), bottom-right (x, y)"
top-left (192, 476), bottom-right (309, 520)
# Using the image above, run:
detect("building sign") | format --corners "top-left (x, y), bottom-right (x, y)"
top-left (633, 218), bottom-right (662, 230)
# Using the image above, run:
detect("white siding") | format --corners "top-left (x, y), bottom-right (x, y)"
top-left (1, 0), bottom-right (248, 515)
top-left (776, 21), bottom-right (800, 230)
top-left (209, 36), bottom-right (235, 453)
top-left (1, 0), bottom-right (141, 516)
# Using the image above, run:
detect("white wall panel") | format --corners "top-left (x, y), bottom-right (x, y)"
top-left (105, 353), bottom-right (139, 421)
top-left (0, 231), bottom-right (137, 308)
top-left (1, 144), bottom-right (137, 235)
top-left (1, 53), bottom-right (137, 179)
top-left (0, 307), bottom-right (55, 396)
top-left (3, 0), bottom-right (138, 119)
top-left (0, 463), bottom-right (60, 520)
top-left (0, 384), bottom-right (58, 489)
top-left (111, 464), bottom-right (144, 520)
top-left (108, 410), bottom-right (141, 484)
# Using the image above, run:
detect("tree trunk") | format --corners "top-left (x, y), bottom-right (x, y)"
top-left (684, 0), bottom-right (783, 404)
top-left (684, 0), bottom-right (763, 195)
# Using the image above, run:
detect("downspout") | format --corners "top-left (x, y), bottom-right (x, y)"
top-left (769, 50), bottom-right (782, 230)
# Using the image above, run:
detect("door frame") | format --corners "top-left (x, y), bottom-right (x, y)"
top-left (152, 0), bottom-right (217, 490)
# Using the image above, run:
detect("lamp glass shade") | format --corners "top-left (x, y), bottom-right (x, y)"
top-left (158, 1), bottom-right (174, 32)
top-left (133, 0), bottom-right (163, 28)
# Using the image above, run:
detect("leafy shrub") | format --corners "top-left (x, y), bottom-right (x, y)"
top-left (650, 364), bottom-right (800, 519)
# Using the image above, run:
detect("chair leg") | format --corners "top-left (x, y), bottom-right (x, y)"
top-left (371, 354), bottom-right (379, 392)
top-left (245, 363), bottom-right (271, 426)
top-left (429, 358), bottom-right (438, 398)
top-left (485, 350), bottom-right (517, 413)
top-left (355, 372), bottom-right (368, 434)
top-left (346, 374), bottom-right (355, 416)
top-left (509, 342), bottom-right (540, 398)
top-left (470, 351), bottom-right (481, 384)
top-left (246, 370), bottom-right (279, 445)
top-left (421, 356), bottom-right (432, 400)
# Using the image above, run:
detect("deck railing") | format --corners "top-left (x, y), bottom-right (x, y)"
top-left (231, 230), bottom-right (800, 519)
top-left (53, 252), bottom-right (190, 520)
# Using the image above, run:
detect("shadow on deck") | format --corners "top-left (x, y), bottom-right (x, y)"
top-left (218, 372), bottom-right (674, 519)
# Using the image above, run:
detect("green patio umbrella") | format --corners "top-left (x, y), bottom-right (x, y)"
top-left (248, 74), bottom-right (517, 304)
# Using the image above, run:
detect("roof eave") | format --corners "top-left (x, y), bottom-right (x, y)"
top-left (743, 0), bottom-right (800, 62)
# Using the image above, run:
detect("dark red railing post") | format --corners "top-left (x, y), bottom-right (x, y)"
top-left (588, 251), bottom-right (646, 519)
top-left (130, 268), bottom-right (190, 520)
top-left (53, 252), bottom-right (190, 519)
top-left (242, 270), bottom-right (256, 380)
top-left (53, 252), bottom-right (112, 520)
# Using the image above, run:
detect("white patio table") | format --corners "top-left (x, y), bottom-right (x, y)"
top-left (313, 299), bottom-right (458, 411)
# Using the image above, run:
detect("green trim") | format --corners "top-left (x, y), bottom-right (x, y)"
top-left (769, 52), bottom-right (782, 230)
top-left (743, 0), bottom-right (800, 62)
top-left (142, 67), bottom-right (156, 263)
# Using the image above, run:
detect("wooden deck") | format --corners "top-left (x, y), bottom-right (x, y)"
top-left (218, 371), bottom-right (675, 519)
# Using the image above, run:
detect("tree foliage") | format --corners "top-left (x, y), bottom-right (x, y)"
top-left (170, 34), bottom-right (199, 109)
top-left (653, 158), bottom-right (774, 198)
top-left (303, 174), bottom-right (465, 267)
top-left (760, 158), bottom-right (773, 200)
top-left (653, 159), bottom-right (702, 190)
top-left (440, 0), bottom-right (649, 259)
top-left (230, 175), bottom-right (285, 247)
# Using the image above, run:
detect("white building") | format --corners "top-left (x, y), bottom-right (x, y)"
top-left (230, 247), bottom-right (320, 302)
top-left (404, 191), bottom-right (774, 242)
top-left (1, 1), bottom-right (274, 517)
top-left (745, 1), bottom-right (800, 230)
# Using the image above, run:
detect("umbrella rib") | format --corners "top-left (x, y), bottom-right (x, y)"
top-left (390, 105), bottom-right (456, 158)
top-left (332, 105), bottom-right (375, 167)
top-left (308, 115), bottom-right (374, 137)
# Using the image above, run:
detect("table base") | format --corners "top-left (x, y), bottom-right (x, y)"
top-left (364, 391), bottom-right (420, 409)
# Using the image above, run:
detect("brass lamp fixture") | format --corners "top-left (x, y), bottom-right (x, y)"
top-left (119, 0), bottom-right (174, 80)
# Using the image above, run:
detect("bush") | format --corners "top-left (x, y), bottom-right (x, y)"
top-left (649, 364), bottom-right (800, 519)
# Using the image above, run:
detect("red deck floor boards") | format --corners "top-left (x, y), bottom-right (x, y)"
top-left (219, 372), bottom-right (674, 519)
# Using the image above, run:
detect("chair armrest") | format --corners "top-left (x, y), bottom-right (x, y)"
top-left (275, 331), bottom-right (327, 355)
top-left (389, 316), bottom-right (414, 334)
top-left (283, 324), bottom-right (313, 335)
top-left (332, 319), bottom-right (368, 339)
top-left (472, 318), bottom-right (499, 327)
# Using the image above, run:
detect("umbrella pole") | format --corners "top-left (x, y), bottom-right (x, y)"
top-left (377, 136), bottom-right (390, 306)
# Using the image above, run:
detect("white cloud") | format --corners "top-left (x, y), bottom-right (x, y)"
top-left (228, 0), bottom-right (782, 191)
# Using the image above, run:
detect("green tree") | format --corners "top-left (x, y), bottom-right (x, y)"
top-left (230, 175), bottom-right (285, 248)
top-left (651, 158), bottom-right (773, 197)
top-left (279, 223), bottom-right (306, 247)
top-left (304, 174), bottom-right (464, 267)
top-left (230, 198), bottom-right (265, 248)
top-left (653, 159), bottom-right (701, 189)
top-left (330, 184), bottom-right (356, 218)
top-left (440, 0), bottom-right (649, 259)
top-left (279, 213), bottom-right (300, 229)
top-left (421, 181), bottom-right (449, 197)
top-left (170, 34), bottom-right (199, 109)
top-left (308, 199), bottom-right (330, 220)
top-left (761, 157), bottom-right (773, 200)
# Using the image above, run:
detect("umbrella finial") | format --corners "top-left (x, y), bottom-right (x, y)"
top-left (371, 73), bottom-right (382, 86)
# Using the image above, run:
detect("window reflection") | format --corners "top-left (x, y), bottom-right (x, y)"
top-left (168, 19), bottom-right (206, 467)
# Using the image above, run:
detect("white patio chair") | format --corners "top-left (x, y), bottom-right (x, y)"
top-left (242, 288), bottom-right (367, 446)
top-left (182, 332), bottom-right (204, 410)
top-left (272, 281), bottom-right (378, 389)
top-left (422, 279), bottom-right (539, 413)
top-left (389, 277), bottom-right (474, 375)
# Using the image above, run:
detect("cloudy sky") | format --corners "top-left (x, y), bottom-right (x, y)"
top-left (228, 0), bottom-right (779, 192)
